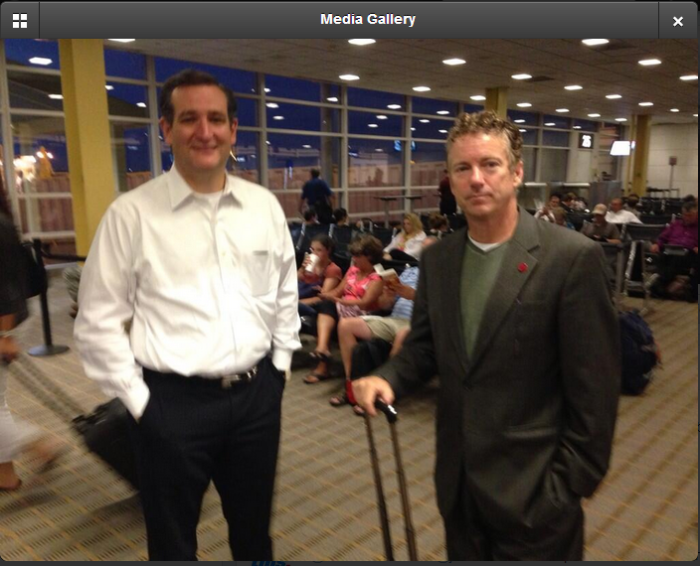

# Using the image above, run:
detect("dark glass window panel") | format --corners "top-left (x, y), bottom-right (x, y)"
top-left (264, 75), bottom-right (320, 102)
top-left (348, 138), bottom-right (404, 188)
top-left (104, 48), bottom-right (146, 80)
top-left (508, 110), bottom-right (539, 127)
top-left (107, 83), bottom-right (149, 118)
top-left (232, 131), bottom-right (260, 185)
top-left (518, 128), bottom-right (538, 146)
top-left (413, 97), bottom-right (458, 118)
top-left (267, 133), bottom-right (340, 191)
top-left (411, 117), bottom-right (452, 141)
top-left (349, 111), bottom-right (402, 137)
top-left (543, 115), bottom-right (570, 129)
top-left (267, 103), bottom-right (339, 133)
top-left (572, 118), bottom-right (598, 131)
top-left (156, 57), bottom-right (256, 94)
top-left (463, 103), bottom-right (484, 114)
top-left (542, 130), bottom-right (569, 148)
top-left (5, 39), bottom-right (60, 70)
top-left (8, 70), bottom-right (63, 111)
top-left (348, 87), bottom-right (404, 110)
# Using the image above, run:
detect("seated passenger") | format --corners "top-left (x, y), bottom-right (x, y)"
top-left (606, 197), bottom-right (642, 225)
top-left (304, 235), bottom-right (384, 383)
top-left (332, 207), bottom-right (349, 226)
top-left (552, 207), bottom-right (574, 230)
top-left (303, 208), bottom-right (319, 226)
top-left (581, 204), bottom-right (621, 243)
top-left (383, 212), bottom-right (427, 262)
top-left (297, 235), bottom-right (342, 317)
top-left (428, 211), bottom-right (452, 239)
top-left (534, 192), bottom-right (562, 222)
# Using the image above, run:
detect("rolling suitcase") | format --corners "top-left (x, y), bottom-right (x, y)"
top-left (364, 400), bottom-right (418, 561)
top-left (9, 354), bottom-right (140, 489)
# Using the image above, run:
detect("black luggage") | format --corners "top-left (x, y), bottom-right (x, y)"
top-left (10, 354), bottom-right (139, 488)
top-left (619, 310), bottom-right (659, 395)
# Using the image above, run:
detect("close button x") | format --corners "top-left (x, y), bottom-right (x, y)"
top-left (673, 16), bottom-right (684, 27)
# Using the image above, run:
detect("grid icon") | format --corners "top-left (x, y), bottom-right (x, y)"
top-left (12, 13), bottom-right (28, 29)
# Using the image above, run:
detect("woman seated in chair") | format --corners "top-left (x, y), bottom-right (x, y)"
top-left (297, 235), bottom-right (342, 317)
top-left (304, 234), bottom-right (384, 384)
top-left (383, 212), bottom-right (427, 262)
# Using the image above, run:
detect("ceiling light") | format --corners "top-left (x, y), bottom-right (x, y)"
top-left (443, 58), bottom-right (466, 66)
top-left (108, 39), bottom-right (135, 43)
top-left (326, 97), bottom-right (339, 102)
top-left (273, 115), bottom-right (285, 120)
top-left (105, 85), bottom-right (114, 91)
top-left (615, 118), bottom-right (628, 122)
top-left (410, 127), bottom-right (416, 131)
top-left (544, 122), bottom-right (556, 127)
top-left (519, 129), bottom-right (527, 133)
top-left (419, 119), bottom-right (430, 123)
top-left (470, 95), bottom-right (486, 101)
top-left (266, 141), bottom-right (271, 145)
top-left (556, 108), bottom-right (570, 113)
top-left (266, 102), bottom-right (279, 109)
top-left (302, 145), bottom-right (312, 149)
top-left (606, 94), bottom-right (622, 99)
top-left (439, 129), bottom-right (448, 134)
top-left (680, 75), bottom-right (698, 81)
top-left (413, 86), bottom-right (431, 92)
top-left (264, 88), bottom-right (271, 94)
top-left (517, 102), bottom-right (532, 108)
top-left (348, 39), bottom-right (376, 46)
top-left (511, 73), bottom-right (532, 80)
top-left (582, 39), bottom-right (609, 46)
top-left (638, 102), bottom-right (654, 107)
top-left (573, 125), bottom-right (582, 129)
top-left (376, 115), bottom-right (388, 120)
top-left (588, 113), bottom-right (601, 118)
top-left (339, 74), bottom-right (360, 81)
top-left (48, 94), bottom-right (63, 100)
top-left (638, 59), bottom-right (661, 66)
top-left (29, 57), bottom-right (52, 66)
top-left (137, 102), bottom-right (147, 108)
top-left (387, 104), bottom-right (401, 110)
top-left (437, 110), bottom-right (450, 115)
top-left (375, 148), bottom-right (384, 152)
top-left (368, 124), bottom-right (378, 128)
top-left (670, 108), bottom-right (680, 112)
top-left (564, 85), bottom-right (583, 91)
top-left (694, 114), bottom-right (699, 118)
top-left (514, 119), bottom-right (526, 124)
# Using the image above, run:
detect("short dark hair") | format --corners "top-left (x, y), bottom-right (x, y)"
top-left (311, 168), bottom-right (321, 178)
top-left (333, 208), bottom-right (348, 223)
top-left (303, 208), bottom-right (317, 222)
top-left (683, 194), bottom-right (697, 204)
top-left (348, 234), bottom-right (384, 264)
top-left (681, 201), bottom-right (697, 213)
top-left (311, 234), bottom-right (334, 254)
top-left (159, 69), bottom-right (238, 125)
top-left (550, 192), bottom-right (563, 201)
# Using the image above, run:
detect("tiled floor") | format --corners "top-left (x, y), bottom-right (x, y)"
top-left (0, 276), bottom-right (697, 561)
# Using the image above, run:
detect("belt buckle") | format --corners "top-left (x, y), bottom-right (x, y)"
top-left (221, 364), bottom-right (258, 388)
top-left (221, 375), bottom-right (236, 389)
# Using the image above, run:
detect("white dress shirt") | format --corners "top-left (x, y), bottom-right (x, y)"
top-left (384, 231), bottom-right (427, 260)
top-left (74, 165), bottom-right (301, 419)
top-left (605, 209), bottom-right (642, 225)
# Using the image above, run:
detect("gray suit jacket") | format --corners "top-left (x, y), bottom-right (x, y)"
top-left (375, 209), bottom-right (621, 532)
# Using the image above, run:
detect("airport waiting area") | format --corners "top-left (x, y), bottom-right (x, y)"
top-left (0, 37), bottom-right (697, 561)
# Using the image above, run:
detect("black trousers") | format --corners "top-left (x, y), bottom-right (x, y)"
top-left (443, 477), bottom-right (584, 561)
top-left (128, 358), bottom-right (285, 561)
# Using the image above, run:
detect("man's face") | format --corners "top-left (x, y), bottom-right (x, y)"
top-left (682, 210), bottom-right (697, 225)
top-left (549, 195), bottom-right (561, 207)
top-left (448, 133), bottom-right (523, 220)
top-left (594, 213), bottom-right (605, 225)
top-left (160, 85), bottom-right (237, 176)
top-left (610, 199), bottom-right (623, 213)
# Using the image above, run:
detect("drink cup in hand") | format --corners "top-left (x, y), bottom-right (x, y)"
top-left (305, 253), bottom-right (319, 273)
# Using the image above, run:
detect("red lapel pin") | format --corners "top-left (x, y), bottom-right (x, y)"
top-left (518, 262), bottom-right (528, 273)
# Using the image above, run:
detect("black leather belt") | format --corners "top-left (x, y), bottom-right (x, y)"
top-left (143, 359), bottom-right (264, 389)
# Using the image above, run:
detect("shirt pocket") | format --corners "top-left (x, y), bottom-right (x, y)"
top-left (245, 249), bottom-right (274, 296)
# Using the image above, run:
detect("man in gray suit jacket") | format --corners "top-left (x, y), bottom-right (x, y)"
top-left (353, 111), bottom-right (620, 560)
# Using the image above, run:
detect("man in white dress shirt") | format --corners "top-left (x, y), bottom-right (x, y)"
top-left (74, 70), bottom-right (300, 561)
top-left (605, 197), bottom-right (642, 225)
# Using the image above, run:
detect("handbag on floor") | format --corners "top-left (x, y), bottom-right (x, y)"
top-left (10, 354), bottom-right (139, 489)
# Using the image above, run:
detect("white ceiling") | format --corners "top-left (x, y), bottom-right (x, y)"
top-left (108, 38), bottom-right (699, 124)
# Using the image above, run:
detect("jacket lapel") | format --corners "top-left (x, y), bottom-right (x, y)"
top-left (467, 210), bottom-right (540, 375)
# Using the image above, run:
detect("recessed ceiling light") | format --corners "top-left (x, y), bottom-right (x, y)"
top-left (514, 119), bottom-right (526, 124)
top-left (410, 127), bottom-right (416, 131)
top-left (413, 86), bottom-right (431, 92)
top-left (439, 129), bottom-right (448, 134)
top-left (387, 104), bottom-right (401, 110)
top-left (105, 85), bottom-right (114, 91)
top-left (470, 95), bottom-right (486, 101)
top-left (419, 119), bottom-right (430, 123)
top-left (582, 39), bottom-right (609, 46)
top-left (556, 108), bottom-right (570, 113)
top-left (326, 97), bottom-right (339, 102)
top-left (443, 58), bottom-right (466, 66)
top-left (615, 118), bottom-right (628, 122)
top-left (348, 39), bottom-right (376, 46)
top-left (137, 102), bottom-right (147, 108)
top-left (564, 85), bottom-right (583, 91)
top-left (511, 73), bottom-right (532, 80)
top-left (588, 113), bottom-right (601, 118)
top-left (273, 115), bottom-right (285, 120)
top-left (48, 94), bottom-right (63, 100)
top-left (437, 110), bottom-right (450, 115)
top-left (573, 125), bottom-right (582, 129)
top-left (368, 124), bottom-right (378, 128)
top-left (638, 102), bottom-right (654, 107)
top-left (517, 102), bottom-right (532, 108)
top-left (544, 122), bottom-right (556, 126)
top-left (263, 88), bottom-right (271, 93)
top-left (375, 148), bottom-right (384, 152)
top-left (670, 108), bottom-right (680, 112)
top-left (29, 57), bottom-right (52, 66)
top-left (302, 145), bottom-right (312, 149)
top-left (519, 129), bottom-right (527, 133)
top-left (266, 141), bottom-right (271, 145)
top-left (108, 39), bottom-right (135, 43)
top-left (606, 94), bottom-right (622, 99)
top-left (376, 115), bottom-right (388, 120)
top-left (266, 102), bottom-right (279, 109)
top-left (680, 75), bottom-right (698, 81)
top-left (339, 74), bottom-right (360, 81)
top-left (638, 59), bottom-right (661, 66)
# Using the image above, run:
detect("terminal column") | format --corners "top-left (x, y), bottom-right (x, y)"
top-left (631, 114), bottom-right (652, 197)
top-left (59, 39), bottom-right (115, 256)
top-left (485, 87), bottom-right (508, 119)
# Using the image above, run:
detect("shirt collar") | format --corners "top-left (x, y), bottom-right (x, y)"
top-left (167, 164), bottom-right (240, 210)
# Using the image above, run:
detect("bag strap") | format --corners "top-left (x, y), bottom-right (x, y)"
top-left (8, 354), bottom-right (85, 423)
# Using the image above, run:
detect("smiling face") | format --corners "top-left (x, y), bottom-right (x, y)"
top-left (448, 132), bottom-right (523, 221)
top-left (160, 84), bottom-right (237, 181)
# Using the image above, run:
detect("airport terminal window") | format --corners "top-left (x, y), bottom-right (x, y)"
top-left (106, 83), bottom-right (149, 118)
top-left (519, 128), bottom-right (538, 146)
top-left (543, 114), bottom-right (570, 130)
top-left (542, 129), bottom-right (569, 148)
top-left (5, 39), bottom-right (60, 71)
top-left (463, 103), bottom-right (485, 114)
top-left (155, 57), bottom-right (256, 95)
top-left (350, 110), bottom-right (403, 137)
top-left (232, 130), bottom-right (260, 185)
top-left (348, 138), bottom-right (404, 189)
top-left (267, 133), bottom-right (340, 191)
top-left (104, 48), bottom-right (146, 80)
top-left (348, 87), bottom-right (404, 111)
top-left (110, 122), bottom-right (151, 192)
top-left (264, 74), bottom-right (320, 103)
top-left (572, 118), bottom-right (598, 132)
top-left (508, 109), bottom-right (539, 127)
top-left (410, 141), bottom-right (446, 188)
top-left (522, 147), bottom-right (537, 183)
top-left (323, 84), bottom-right (341, 105)
top-left (540, 148), bottom-right (568, 183)
top-left (235, 97), bottom-right (258, 128)
top-left (411, 116), bottom-right (452, 141)
top-left (412, 96), bottom-right (459, 118)
top-left (7, 70), bottom-right (64, 111)
top-left (267, 102), bottom-right (339, 133)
